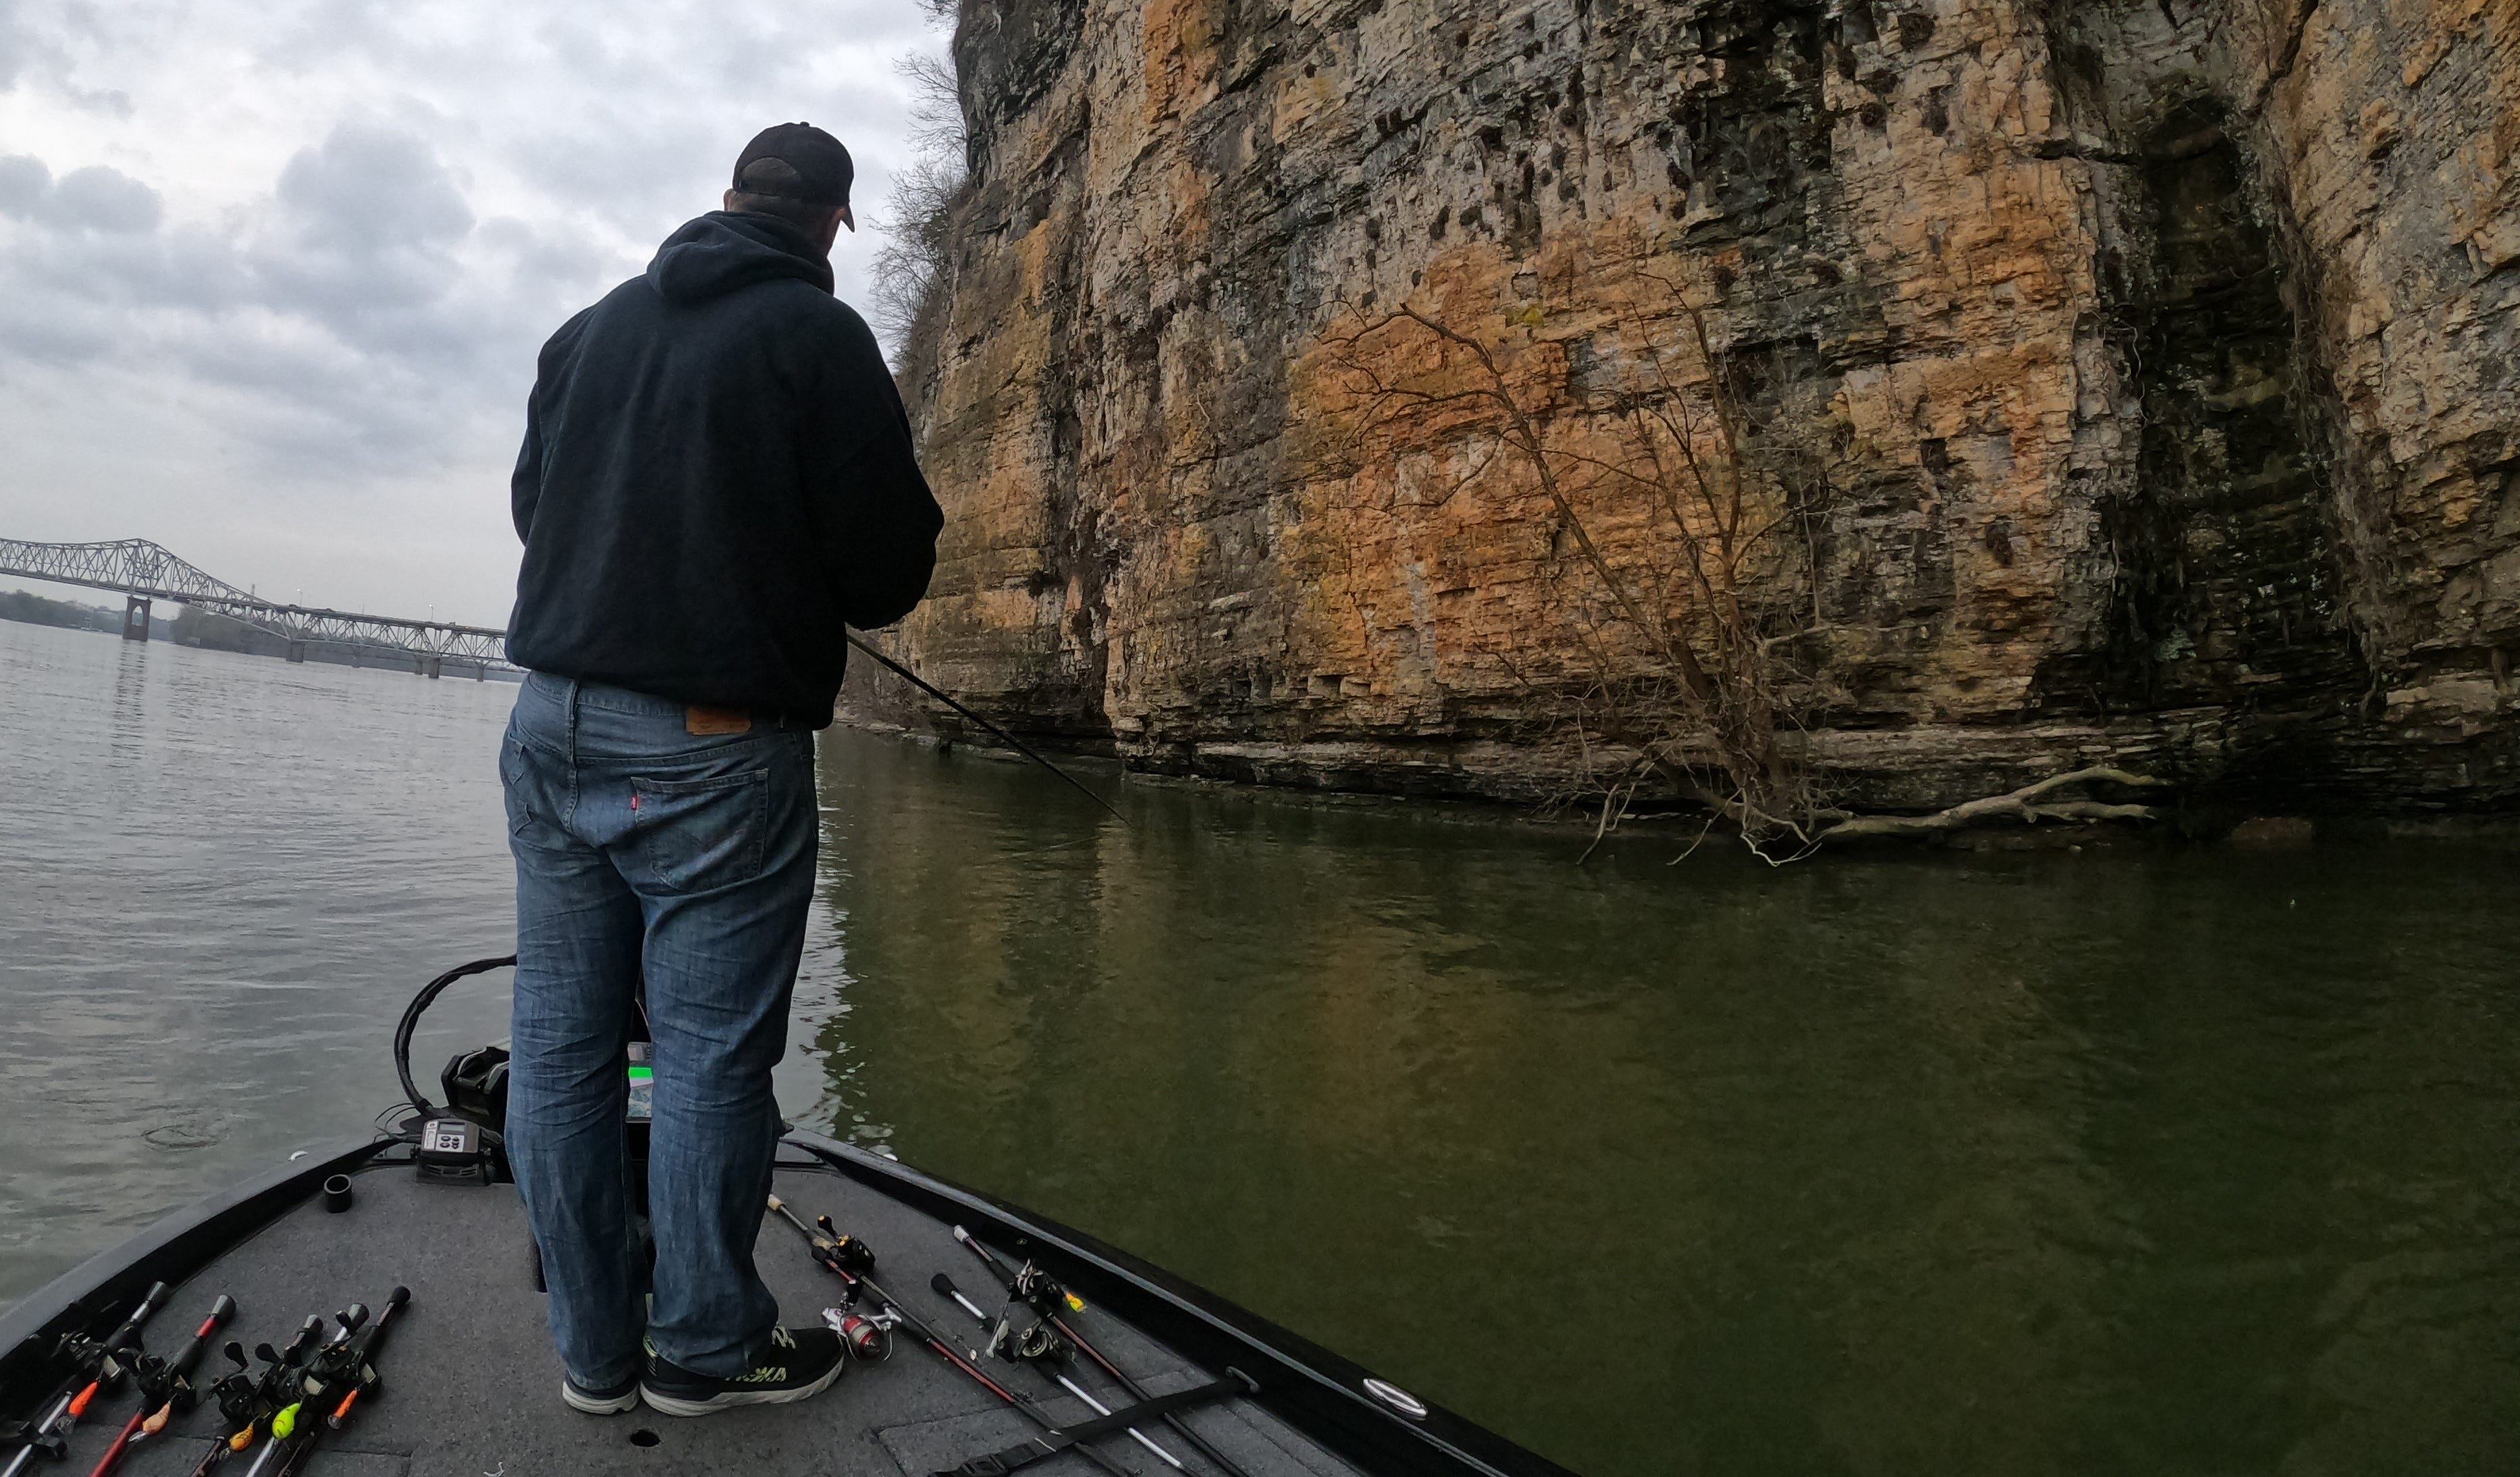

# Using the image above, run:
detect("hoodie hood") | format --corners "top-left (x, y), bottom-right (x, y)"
top-left (645, 211), bottom-right (833, 304)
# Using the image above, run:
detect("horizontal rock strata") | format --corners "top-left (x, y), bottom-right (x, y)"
top-left (865, 0), bottom-right (2520, 813)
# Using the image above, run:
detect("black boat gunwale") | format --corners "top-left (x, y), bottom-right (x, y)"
top-left (2, 1133), bottom-right (1577, 1477)
top-left (781, 1130), bottom-right (1577, 1477)
top-left (0, 1134), bottom-right (385, 1402)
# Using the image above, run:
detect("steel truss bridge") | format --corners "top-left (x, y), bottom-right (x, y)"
top-left (0, 537), bottom-right (515, 676)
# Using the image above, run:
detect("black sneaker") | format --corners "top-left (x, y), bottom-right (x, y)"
top-left (639, 1326), bottom-right (846, 1416)
top-left (562, 1369), bottom-right (641, 1416)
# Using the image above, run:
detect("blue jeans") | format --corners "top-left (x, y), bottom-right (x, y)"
top-left (500, 671), bottom-right (818, 1386)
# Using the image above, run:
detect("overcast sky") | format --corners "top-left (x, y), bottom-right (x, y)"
top-left (0, 0), bottom-right (948, 625)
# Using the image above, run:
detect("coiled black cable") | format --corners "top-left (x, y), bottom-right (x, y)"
top-left (392, 955), bottom-right (515, 1121)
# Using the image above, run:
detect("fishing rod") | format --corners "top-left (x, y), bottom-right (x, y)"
top-left (185, 1326), bottom-right (298, 1477)
top-left (930, 1272), bottom-right (1184, 1471)
top-left (843, 633), bottom-right (1127, 824)
top-left (85, 1293), bottom-right (237, 1477)
top-left (319, 1286), bottom-right (411, 1432)
top-left (955, 1227), bottom-right (1256, 1477)
top-left (936, 1372), bottom-right (1255, 1477)
top-left (2, 1281), bottom-right (173, 1477)
top-left (234, 1306), bottom-right (367, 1477)
top-left (270, 1286), bottom-right (409, 1477)
top-left (762, 1198), bottom-right (1135, 1477)
top-left (184, 1314), bottom-right (326, 1477)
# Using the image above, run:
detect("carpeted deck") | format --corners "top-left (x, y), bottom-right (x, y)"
top-left (39, 1156), bottom-right (1357, 1477)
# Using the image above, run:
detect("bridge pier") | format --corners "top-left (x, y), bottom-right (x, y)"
top-left (425, 655), bottom-right (442, 680)
top-left (121, 595), bottom-right (151, 642)
top-left (286, 639), bottom-right (305, 664)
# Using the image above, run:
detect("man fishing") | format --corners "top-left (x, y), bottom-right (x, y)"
top-left (499, 122), bottom-right (943, 1418)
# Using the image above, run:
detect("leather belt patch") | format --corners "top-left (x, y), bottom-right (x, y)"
top-left (685, 705), bottom-right (753, 736)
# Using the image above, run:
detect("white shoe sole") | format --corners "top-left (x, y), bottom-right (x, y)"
top-left (560, 1378), bottom-right (641, 1416)
top-left (639, 1359), bottom-right (845, 1417)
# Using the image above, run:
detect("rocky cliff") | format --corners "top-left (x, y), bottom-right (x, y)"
top-left (870, 0), bottom-right (2520, 813)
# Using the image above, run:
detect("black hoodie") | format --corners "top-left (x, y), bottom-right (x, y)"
top-left (505, 211), bottom-right (943, 725)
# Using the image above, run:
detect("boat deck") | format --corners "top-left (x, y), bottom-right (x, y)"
top-left (32, 1151), bottom-right (1364, 1477)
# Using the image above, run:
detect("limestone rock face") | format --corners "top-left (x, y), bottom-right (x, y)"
top-left (876, 0), bottom-right (2520, 810)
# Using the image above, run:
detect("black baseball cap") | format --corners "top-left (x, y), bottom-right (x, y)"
top-left (732, 123), bottom-right (854, 208)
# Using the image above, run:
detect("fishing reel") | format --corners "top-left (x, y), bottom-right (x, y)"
top-left (0, 1336), bottom-right (95, 1456)
top-left (824, 1307), bottom-right (898, 1363)
top-left (207, 1343), bottom-right (264, 1430)
top-left (47, 1328), bottom-right (108, 1368)
top-left (225, 1308), bottom-right (359, 1453)
top-left (809, 1214), bottom-right (877, 1276)
top-left (215, 1316), bottom-right (325, 1445)
top-left (96, 1339), bottom-right (143, 1389)
top-left (323, 1348), bottom-right (388, 1416)
top-left (987, 1314), bottom-right (1073, 1367)
top-left (0, 1333), bottom-right (122, 1457)
top-left (123, 1345), bottom-right (182, 1419)
top-left (56, 1329), bottom-right (136, 1393)
top-left (0, 1424), bottom-right (63, 1461)
top-left (295, 1308), bottom-right (371, 1400)
top-left (1009, 1260), bottom-right (1081, 1318)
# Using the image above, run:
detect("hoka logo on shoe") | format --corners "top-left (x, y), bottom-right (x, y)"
top-left (769, 1328), bottom-right (796, 1349)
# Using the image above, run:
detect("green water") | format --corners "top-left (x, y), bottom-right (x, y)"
top-left (3, 618), bottom-right (2515, 1474)
top-left (810, 739), bottom-right (2520, 1475)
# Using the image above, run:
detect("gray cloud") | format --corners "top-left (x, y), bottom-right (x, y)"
top-left (0, 157), bottom-right (161, 232)
top-left (0, 155), bottom-right (43, 215)
top-left (0, 126), bottom-right (497, 378)
top-left (0, 0), bottom-right (122, 109)
top-left (257, 123), bottom-right (477, 355)
top-left (276, 122), bottom-right (473, 252)
top-left (0, 0), bottom-right (34, 91)
top-left (0, 0), bottom-right (949, 622)
top-left (51, 164), bottom-right (159, 230)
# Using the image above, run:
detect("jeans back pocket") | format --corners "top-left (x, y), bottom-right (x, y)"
top-left (627, 769), bottom-right (770, 894)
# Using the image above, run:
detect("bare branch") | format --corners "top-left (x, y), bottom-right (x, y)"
top-left (1817, 769), bottom-right (2174, 842)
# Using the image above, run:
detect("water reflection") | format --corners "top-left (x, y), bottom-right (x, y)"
top-left (804, 733), bottom-right (2520, 1475)
top-left (109, 637), bottom-right (150, 766)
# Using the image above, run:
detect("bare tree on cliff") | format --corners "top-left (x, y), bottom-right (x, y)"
top-left (872, 38), bottom-right (969, 369)
top-left (1313, 283), bottom-right (2180, 859)
top-left (1315, 281), bottom-right (1840, 862)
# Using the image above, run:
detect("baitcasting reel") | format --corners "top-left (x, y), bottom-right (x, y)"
top-left (810, 1214), bottom-right (877, 1276)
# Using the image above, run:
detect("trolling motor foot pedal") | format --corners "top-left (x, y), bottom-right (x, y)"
top-left (416, 1117), bottom-right (494, 1185)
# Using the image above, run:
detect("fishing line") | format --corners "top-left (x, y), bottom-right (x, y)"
top-left (844, 633), bottom-right (1127, 823)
